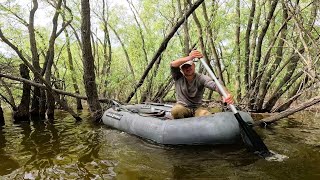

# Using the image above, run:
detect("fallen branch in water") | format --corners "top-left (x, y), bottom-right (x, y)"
top-left (0, 73), bottom-right (113, 103)
top-left (254, 95), bottom-right (320, 126)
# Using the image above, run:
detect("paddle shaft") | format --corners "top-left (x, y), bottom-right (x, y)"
top-left (199, 58), bottom-right (237, 112)
top-left (199, 58), bottom-right (271, 157)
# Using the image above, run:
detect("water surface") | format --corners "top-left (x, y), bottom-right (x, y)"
top-left (0, 110), bottom-right (319, 179)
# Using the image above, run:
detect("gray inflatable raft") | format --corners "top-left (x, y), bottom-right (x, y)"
top-left (102, 103), bottom-right (254, 145)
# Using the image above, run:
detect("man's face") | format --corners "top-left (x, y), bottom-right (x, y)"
top-left (181, 63), bottom-right (195, 76)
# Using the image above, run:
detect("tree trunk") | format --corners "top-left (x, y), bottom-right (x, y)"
top-left (255, 95), bottom-right (320, 126)
top-left (44, 0), bottom-right (63, 120)
top-left (244, 0), bottom-right (256, 94)
top-left (108, 24), bottom-right (135, 78)
top-left (64, 28), bottom-right (83, 109)
top-left (177, 0), bottom-right (190, 55)
top-left (249, 0), bottom-right (278, 109)
top-left (256, 2), bottom-right (288, 110)
top-left (250, 0), bottom-right (278, 85)
top-left (188, 0), bottom-right (211, 76)
top-left (152, 76), bottom-right (173, 102)
top-left (235, 0), bottom-right (241, 102)
top-left (0, 79), bottom-right (17, 110)
top-left (125, 0), bottom-right (205, 103)
top-left (0, 73), bottom-right (112, 104)
top-left (126, 0), bottom-right (148, 64)
top-left (201, 1), bottom-right (224, 85)
top-left (272, 77), bottom-right (308, 112)
top-left (141, 56), bottom-right (162, 102)
top-left (248, 2), bottom-right (261, 73)
top-left (0, 101), bottom-right (4, 126)
top-left (100, 0), bottom-right (112, 98)
top-left (81, 0), bottom-right (102, 121)
top-left (0, 29), bottom-right (79, 121)
top-left (263, 70), bottom-right (303, 112)
top-left (29, 0), bottom-right (42, 117)
top-left (13, 64), bottom-right (31, 122)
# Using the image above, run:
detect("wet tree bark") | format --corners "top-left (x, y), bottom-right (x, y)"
top-left (81, 0), bottom-right (102, 121)
top-left (13, 64), bottom-right (31, 122)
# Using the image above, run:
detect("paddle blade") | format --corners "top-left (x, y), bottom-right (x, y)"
top-left (234, 113), bottom-right (271, 158)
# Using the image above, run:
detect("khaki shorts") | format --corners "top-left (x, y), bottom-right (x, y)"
top-left (171, 103), bottom-right (211, 119)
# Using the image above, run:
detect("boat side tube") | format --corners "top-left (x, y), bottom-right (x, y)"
top-left (102, 108), bottom-right (254, 145)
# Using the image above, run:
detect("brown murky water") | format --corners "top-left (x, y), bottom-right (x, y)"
top-left (0, 110), bottom-right (319, 179)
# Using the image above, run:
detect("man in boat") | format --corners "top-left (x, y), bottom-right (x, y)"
top-left (170, 50), bottom-right (234, 119)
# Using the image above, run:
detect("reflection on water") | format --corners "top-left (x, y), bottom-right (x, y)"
top-left (0, 110), bottom-right (319, 179)
top-left (0, 126), bottom-right (20, 176)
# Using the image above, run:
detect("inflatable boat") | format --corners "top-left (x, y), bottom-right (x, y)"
top-left (102, 103), bottom-right (254, 145)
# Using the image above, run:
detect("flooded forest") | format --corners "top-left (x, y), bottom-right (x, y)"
top-left (0, 0), bottom-right (319, 179)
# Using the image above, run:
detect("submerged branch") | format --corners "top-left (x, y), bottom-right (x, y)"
top-left (255, 95), bottom-right (320, 126)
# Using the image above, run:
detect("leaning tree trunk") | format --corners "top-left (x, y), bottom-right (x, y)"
top-left (201, 1), bottom-right (224, 85)
top-left (152, 76), bottom-right (173, 102)
top-left (188, 0), bottom-right (212, 75)
top-left (81, 0), bottom-right (102, 121)
top-left (64, 27), bottom-right (83, 110)
top-left (13, 64), bottom-right (31, 122)
top-left (256, 2), bottom-right (288, 110)
top-left (255, 95), bottom-right (320, 126)
top-left (126, 0), bottom-right (152, 102)
top-left (0, 101), bottom-right (4, 126)
top-left (177, 0), bottom-right (190, 55)
top-left (249, 0), bottom-right (278, 109)
top-left (125, 0), bottom-right (205, 103)
top-left (272, 77), bottom-right (308, 112)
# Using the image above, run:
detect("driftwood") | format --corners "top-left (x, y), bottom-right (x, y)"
top-left (254, 95), bottom-right (320, 126)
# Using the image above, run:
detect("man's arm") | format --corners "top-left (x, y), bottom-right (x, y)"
top-left (170, 50), bottom-right (203, 67)
top-left (203, 75), bottom-right (234, 105)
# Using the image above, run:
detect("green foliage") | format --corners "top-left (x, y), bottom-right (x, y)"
top-left (0, 0), bottom-right (319, 108)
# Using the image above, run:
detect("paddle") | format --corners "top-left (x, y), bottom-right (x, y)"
top-left (199, 58), bottom-right (271, 158)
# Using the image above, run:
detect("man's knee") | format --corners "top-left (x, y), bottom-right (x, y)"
top-left (195, 107), bottom-right (211, 117)
top-left (171, 104), bottom-right (191, 119)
